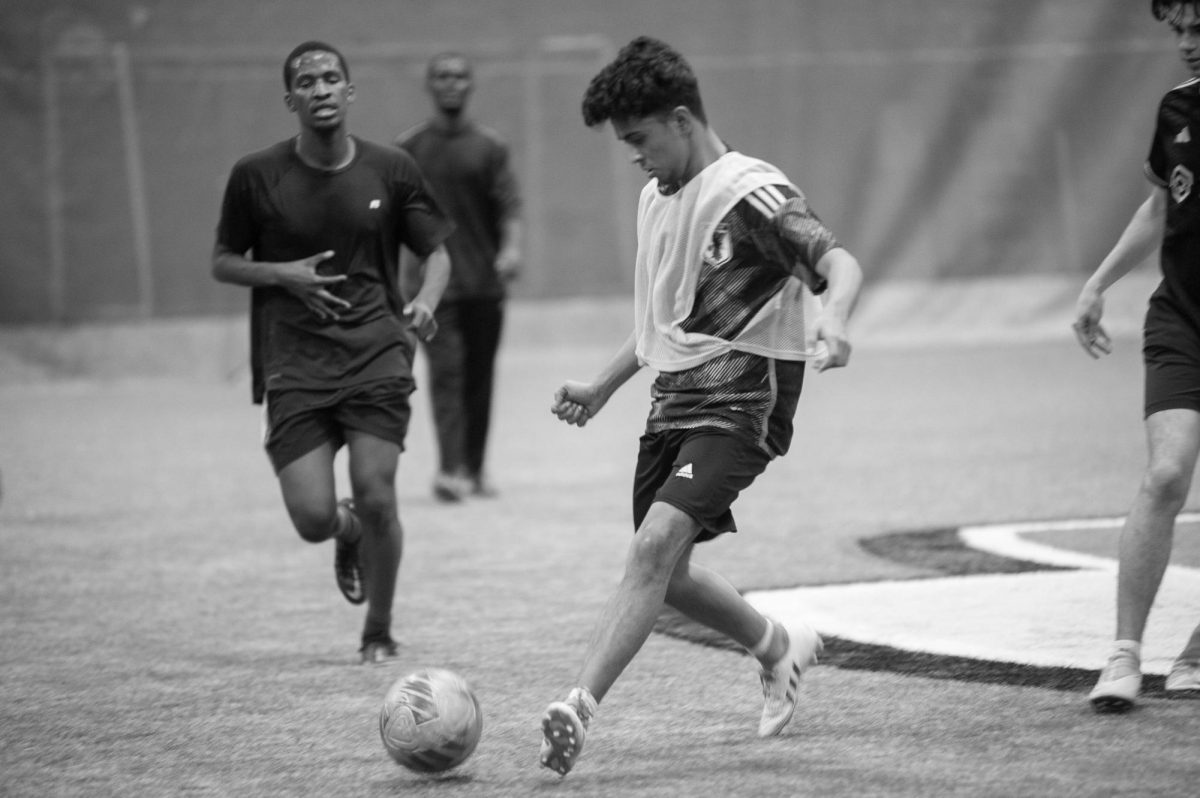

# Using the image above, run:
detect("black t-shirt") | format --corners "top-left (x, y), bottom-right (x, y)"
top-left (1148, 78), bottom-right (1200, 336)
top-left (395, 121), bottom-right (521, 301)
top-left (216, 137), bottom-right (453, 402)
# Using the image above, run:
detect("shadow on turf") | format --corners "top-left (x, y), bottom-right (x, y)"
top-left (652, 527), bottom-right (1183, 698)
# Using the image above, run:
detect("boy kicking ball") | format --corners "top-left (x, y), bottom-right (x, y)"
top-left (540, 36), bottom-right (863, 776)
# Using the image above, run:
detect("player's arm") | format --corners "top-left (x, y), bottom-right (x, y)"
top-left (495, 216), bottom-right (523, 283)
top-left (400, 244), bottom-right (450, 342)
top-left (552, 331), bottom-right (642, 427)
top-left (811, 247), bottom-right (863, 372)
top-left (1073, 187), bottom-right (1166, 358)
top-left (491, 143), bottom-right (523, 283)
top-left (211, 243), bottom-right (350, 321)
top-left (771, 193), bottom-right (863, 372)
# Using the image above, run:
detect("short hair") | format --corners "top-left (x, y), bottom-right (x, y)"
top-left (581, 36), bottom-right (707, 128)
top-left (282, 41), bottom-right (350, 90)
top-left (426, 51), bottom-right (472, 80)
top-left (1153, 0), bottom-right (1200, 22)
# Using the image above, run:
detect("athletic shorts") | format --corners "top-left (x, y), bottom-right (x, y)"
top-left (1143, 298), bottom-right (1200, 417)
top-left (632, 427), bottom-right (772, 543)
top-left (262, 377), bottom-right (414, 472)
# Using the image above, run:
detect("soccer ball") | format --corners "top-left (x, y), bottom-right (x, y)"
top-left (379, 668), bottom-right (483, 773)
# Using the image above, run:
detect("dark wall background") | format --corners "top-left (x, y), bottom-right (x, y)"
top-left (0, 0), bottom-right (1182, 323)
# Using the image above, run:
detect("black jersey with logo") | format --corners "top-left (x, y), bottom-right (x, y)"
top-left (216, 137), bottom-right (453, 403)
top-left (1148, 78), bottom-right (1200, 333)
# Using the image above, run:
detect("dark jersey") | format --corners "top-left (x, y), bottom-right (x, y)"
top-left (395, 121), bottom-right (520, 301)
top-left (215, 137), bottom-right (453, 403)
top-left (646, 183), bottom-right (839, 457)
top-left (1148, 78), bottom-right (1200, 334)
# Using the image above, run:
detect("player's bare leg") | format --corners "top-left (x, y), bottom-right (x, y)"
top-left (540, 503), bottom-right (696, 775)
top-left (346, 431), bottom-right (404, 664)
top-left (277, 443), bottom-right (365, 603)
top-left (1092, 409), bottom-right (1200, 711)
top-left (666, 549), bottom-right (821, 735)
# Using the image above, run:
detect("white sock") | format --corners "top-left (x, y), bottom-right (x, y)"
top-left (1113, 639), bottom-right (1141, 660)
top-left (567, 686), bottom-right (598, 721)
top-left (749, 620), bottom-right (777, 661)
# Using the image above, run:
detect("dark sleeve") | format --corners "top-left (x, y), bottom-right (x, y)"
top-left (213, 161), bottom-right (265, 404)
top-left (392, 151), bottom-right (455, 256)
top-left (215, 161), bottom-right (257, 255)
top-left (769, 186), bottom-right (837, 294)
top-left (1146, 96), bottom-right (1170, 188)
top-left (488, 141), bottom-right (522, 220)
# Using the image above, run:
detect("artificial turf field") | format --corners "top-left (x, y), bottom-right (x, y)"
top-left (2, 302), bottom-right (1199, 797)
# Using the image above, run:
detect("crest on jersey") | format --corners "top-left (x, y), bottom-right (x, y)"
top-left (704, 224), bottom-right (732, 268)
top-left (1171, 164), bottom-right (1194, 204)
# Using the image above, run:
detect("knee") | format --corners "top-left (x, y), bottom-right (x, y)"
top-left (290, 503), bottom-right (337, 544)
top-left (350, 488), bottom-right (398, 532)
top-left (1141, 462), bottom-right (1193, 510)
top-left (626, 522), bottom-right (689, 582)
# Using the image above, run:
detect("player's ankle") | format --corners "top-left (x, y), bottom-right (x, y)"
top-left (750, 619), bottom-right (786, 667)
top-left (1112, 639), bottom-right (1141, 659)
top-left (567, 686), bottom-right (598, 720)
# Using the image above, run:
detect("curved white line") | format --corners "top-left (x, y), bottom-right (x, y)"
top-left (959, 512), bottom-right (1200, 574)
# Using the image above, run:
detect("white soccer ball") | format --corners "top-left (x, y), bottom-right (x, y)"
top-left (379, 668), bottom-right (483, 773)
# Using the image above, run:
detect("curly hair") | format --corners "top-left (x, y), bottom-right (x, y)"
top-left (1153, 0), bottom-right (1200, 22)
top-left (282, 41), bottom-right (350, 90)
top-left (581, 36), bottom-right (707, 127)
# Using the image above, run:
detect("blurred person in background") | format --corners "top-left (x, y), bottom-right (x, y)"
top-left (212, 41), bottom-right (454, 664)
top-left (396, 52), bottom-right (523, 502)
top-left (1073, 0), bottom-right (1200, 711)
top-left (539, 36), bottom-right (863, 776)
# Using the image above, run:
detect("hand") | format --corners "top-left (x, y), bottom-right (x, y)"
top-left (403, 300), bottom-right (437, 342)
top-left (552, 381), bottom-right (603, 427)
top-left (812, 313), bottom-right (852, 372)
top-left (1072, 289), bottom-right (1112, 359)
top-left (279, 250), bottom-right (350, 321)
top-left (495, 248), bottom-right (522, 284)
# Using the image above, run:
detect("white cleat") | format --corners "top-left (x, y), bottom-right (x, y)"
top-left (539, 687), bottom-right (595, 776)
top-left (758, 621), bottom-right (823, 737)
top-left (1165, 658), bottom-right (1200, 693)
top-left (1089, 650), bottom-right (1142, 713)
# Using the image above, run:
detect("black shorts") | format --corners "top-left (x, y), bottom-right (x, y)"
top-left (263, 378), bottom-right (414, 472)
top-left (1143, 298), bottom-right (1200, 417)
top-left (632, 427), bottom-right (772, 543)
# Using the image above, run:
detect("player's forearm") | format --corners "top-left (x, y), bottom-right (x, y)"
top-left (499, 217), bottom-right (522, 260)
top-left (212, 246), bottom-right (282, 288)
top-left (593, 331), bottom-right (642, 401)
top-left (815, 248), bottom-right (863, 325)
top-left (407, 245), bottom-right (451, 311)
top-left (1085, 189), bottom-right (1165, 296)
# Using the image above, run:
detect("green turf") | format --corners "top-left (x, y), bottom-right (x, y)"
top-left (2, 331), bottom-right (1198, 796)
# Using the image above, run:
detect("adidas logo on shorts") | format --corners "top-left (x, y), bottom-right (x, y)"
top-left (675, 463), bottom-right (694, 479)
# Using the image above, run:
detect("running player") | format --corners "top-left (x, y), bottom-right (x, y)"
top-left (539, 36), bottom-right (864, 775)
top-left (1073, 0), bottom-right (1200, 710)
top-left (212, 41), bottom-right (454, 664)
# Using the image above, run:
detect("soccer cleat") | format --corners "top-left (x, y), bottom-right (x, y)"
top-left (360, 637), bottom-right (399, 665)
top-left (333, 499), bottom-right (365, 605)
top-left (757, 620), bottom-right (823, 737)
top-left (1089, 649), bottom-right (1142, 712)
top-left (539, 687), bottom-right (596, 776)
top-left (1165, 658), bottom-right (1200, 693)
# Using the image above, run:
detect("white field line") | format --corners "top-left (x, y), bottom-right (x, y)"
top-left (746, 516), bottom-right (1200, 674)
